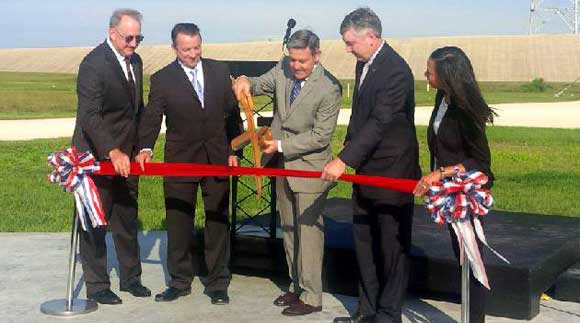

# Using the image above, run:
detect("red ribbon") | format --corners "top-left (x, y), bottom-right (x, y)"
top-left (95, 162), bottom-right (418, 194)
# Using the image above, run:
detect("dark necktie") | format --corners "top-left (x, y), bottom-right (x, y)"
top-left (289, 79), bottom-right (302, 105)
top-left (124, 57), bottom-right (136, 106)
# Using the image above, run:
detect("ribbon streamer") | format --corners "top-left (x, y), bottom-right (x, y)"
top-left (47, 147), bottom-right (106, 231)
top-left (425, 170), bottom-right (509, 290)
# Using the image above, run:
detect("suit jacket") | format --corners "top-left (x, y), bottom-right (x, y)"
top-left (427, 90), bottom-right (494, 188)
top-left (250, 57), bottom-right (342, 193)
top-left (138, 58), bottom-right (243, 182)
top-left (72, 41), bottom-right (144, 160)
top-left (338, 42), bottom-right (421, 204)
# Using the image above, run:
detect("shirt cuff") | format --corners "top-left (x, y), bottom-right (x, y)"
top-left (277, 140), bottom-right (283, 153)
top-left (140, 148), bottom-right (153, 157)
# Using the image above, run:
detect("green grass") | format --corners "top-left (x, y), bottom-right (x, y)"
top-left (1, 125), bottom-right (579, 232)
top-left (1, 72), bottom-right (579, 119)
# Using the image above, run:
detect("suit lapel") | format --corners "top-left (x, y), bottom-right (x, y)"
top-left (282, 75), bottom-right (293, 119)
top-left (103, 42), bottom-right (133, 102)
top-left (201, 59), bottom-right (211, 109)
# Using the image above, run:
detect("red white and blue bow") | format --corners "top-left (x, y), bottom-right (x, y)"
top-left (47, 147), bottom-right (106, 231)
top-left (426, 170), bottom-right (509, 290)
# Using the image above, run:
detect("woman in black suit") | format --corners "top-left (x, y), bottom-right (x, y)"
top-left (413, 46), bottom-right (496, 323)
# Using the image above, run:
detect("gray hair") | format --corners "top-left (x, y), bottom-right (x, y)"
top-left (340, 7), bottom-right (382, 37)
top-left (287, 29), bottom-right (320, 55)
top-left (109, 8), bottom-right (142, 28)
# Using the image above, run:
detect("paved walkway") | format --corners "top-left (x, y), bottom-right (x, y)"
top-left (1, 101), bottom-right (579, 141)
top-left (2, 231), bottom-right (579, 323)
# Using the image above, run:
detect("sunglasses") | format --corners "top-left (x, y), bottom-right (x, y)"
top-left (116, 29), bottom-right (144, 44)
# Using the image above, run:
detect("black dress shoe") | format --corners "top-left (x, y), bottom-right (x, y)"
top-left (333, 312), bottom-right (375, 323)
top-left (155, 287), bottom-right (191, 302)
top-left (88, 288), bottom-right (122, 305)
top-left (208, 290), bottom-right (229, 305)
top-left (120, 281), bottom-right (151, 297)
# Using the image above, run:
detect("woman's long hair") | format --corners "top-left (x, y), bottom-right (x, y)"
top-left (430, 46), bottom-right (496, 127)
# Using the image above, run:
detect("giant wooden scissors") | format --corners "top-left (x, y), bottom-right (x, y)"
top-left (231, 94), bottom-right (272, 199)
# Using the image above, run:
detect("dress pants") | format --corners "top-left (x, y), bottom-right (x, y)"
top-left (352, 192), bottom-right (414, 323)
top-left (79, 175), bottom-right (142, 295)
top-left (163, 176), bottom-right (231, 292)
top-left (448, 220), bottom-right (488, 323)
top-left (276, 177), bottom-right (327, 307)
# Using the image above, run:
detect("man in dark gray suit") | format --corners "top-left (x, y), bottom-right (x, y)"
top-left (322, 7), bottom-right (421, 323)
top-left (233, 30), bottom-right (342, 316)
top-left (136, 23), bottom-right (242, 305)
top-left (71, 8), bottom-right (150, 305)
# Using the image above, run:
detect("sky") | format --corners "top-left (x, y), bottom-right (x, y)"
top-left (0, 0), bottom-right (574, 48)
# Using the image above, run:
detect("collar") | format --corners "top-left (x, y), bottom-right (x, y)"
top-left (106, 36), bottom-right (129, 62)
top-left (178, 59), bottom-right (203, 76)
top-left (365, 42), bottom-right (384, 66)
top-left (295, 64), bottom-right (317, 84)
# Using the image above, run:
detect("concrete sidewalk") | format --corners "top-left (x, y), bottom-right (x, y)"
top-left (2, 231), bottom-right (579, 323)
top-left (1, 101), bottom-right (579, 141)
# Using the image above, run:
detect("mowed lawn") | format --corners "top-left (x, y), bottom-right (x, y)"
top-left (1, 71), bottom-right (580, 119)
top-left (1, 125), bottom-right (579, 232)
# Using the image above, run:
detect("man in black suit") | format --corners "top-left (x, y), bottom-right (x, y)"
top-left (71, 8), bottom-right (150, 305)
top-left (322, 7), bottom-right (421, 323)
top-left (135, 23), bottom-right (242, 305)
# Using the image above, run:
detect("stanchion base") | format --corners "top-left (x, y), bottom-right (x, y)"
top-left (40, 298), bottom-right (98, 316)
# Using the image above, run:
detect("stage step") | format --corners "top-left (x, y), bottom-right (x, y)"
top-left (551, 260), bottom-right (580, 302)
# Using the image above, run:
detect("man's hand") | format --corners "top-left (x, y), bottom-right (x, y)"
top-left (261, 140), bottom-right (278, 154)
top-left (108, 148), bottom-right (131, 177)
top-left (231, 75), bottom-right (251, 101)
top-left (228, 155), bottom-right (239, 167)
top-left (321, 157), bottom-right (346, 181)
top-left (135, 150), bottom-right (153, 172)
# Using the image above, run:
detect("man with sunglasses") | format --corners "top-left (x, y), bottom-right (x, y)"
top-left (72, 8), bottom-right (150, 305)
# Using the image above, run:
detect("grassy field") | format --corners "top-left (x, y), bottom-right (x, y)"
top-left (1, 125), bottom-right (578, 232)
top-left (1, 71), bottom-right (579, 119)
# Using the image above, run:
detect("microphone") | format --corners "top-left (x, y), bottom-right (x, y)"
top-left (282, 18), bottom-right (296, 50)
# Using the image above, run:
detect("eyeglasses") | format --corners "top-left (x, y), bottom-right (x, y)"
top-left (116, 29), bottom-right (144, 44)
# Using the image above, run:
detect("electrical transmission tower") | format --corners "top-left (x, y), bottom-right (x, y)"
top-left (529, 0), bottom-right (579, 34)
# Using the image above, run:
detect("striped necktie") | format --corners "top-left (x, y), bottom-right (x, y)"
top-left (289, 79), bottom-right (302, 105)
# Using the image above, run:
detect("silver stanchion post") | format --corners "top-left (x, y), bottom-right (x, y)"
top-left (40, 210), bottom-right (98, 316)
top-left (461, 241), bottom-right (470, 323)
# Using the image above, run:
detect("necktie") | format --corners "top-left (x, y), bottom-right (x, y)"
top-left (191, 69), bottom-right (204, 108)
top-left (289, 79), bottom-right (302, 105)
top-left (124, 57), bottom-right (136, 106)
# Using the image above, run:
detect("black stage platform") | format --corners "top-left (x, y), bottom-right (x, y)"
top-left (228, 198), bottom-right (580, 320)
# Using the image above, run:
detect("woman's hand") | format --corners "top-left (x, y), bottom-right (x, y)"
top-left (413, 171), bottom-right (442, 196)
